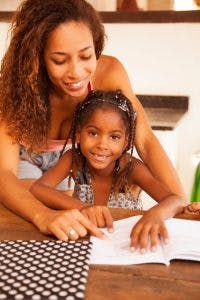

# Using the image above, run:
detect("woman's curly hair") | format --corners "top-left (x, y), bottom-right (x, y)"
top-left (0, 0), bottom-right (105, 151)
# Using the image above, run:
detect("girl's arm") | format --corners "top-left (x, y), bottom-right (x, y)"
top-left (129, 157), bottom-right (185, 252)
top-left (0, 125), bottom-right (105, 240)
top-left (98, 55), bottom-right (187, 202)
top-left (30, 150), bottom-right (114, 231)
top-left (30, 150), bottom-right (89, 210)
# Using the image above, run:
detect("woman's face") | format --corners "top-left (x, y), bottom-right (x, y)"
top-left (44, 21), bottom-right (97, 99)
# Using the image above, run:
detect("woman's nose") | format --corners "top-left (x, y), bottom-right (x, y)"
top-left (67, 60), bottom-right (82, 79)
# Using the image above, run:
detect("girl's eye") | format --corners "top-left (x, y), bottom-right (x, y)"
top-left (111, 135), bottom-right (121, 140)
top-left (88, 131), bottom-right (97, 136)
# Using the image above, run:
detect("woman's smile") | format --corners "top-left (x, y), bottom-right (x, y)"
top-left (64, 77), bottom-right (89, 92)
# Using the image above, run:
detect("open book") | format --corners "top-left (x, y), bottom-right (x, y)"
top-left (90, 215), bottom-right (200, 266)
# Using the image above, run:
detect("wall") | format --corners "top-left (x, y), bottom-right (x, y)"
top-left (0, 0), bottom-right (21, 11)
top-left (0, 20), bottom-right (200, 199)
top-left (103, 22), bottom-right (200, 198)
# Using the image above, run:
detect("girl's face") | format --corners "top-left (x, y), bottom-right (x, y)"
top-left (44, 21), bottom-right (97, 99)
top-left (78, 108), bottom-right (128, 173)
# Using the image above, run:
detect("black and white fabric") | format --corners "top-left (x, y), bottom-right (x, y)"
top-left (74, 165), bottom-right (143, 210)
top-left (0, 240), bottom-right (92, 300)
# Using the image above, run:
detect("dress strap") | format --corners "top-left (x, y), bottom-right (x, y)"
top-left (88, 81), bottom-right (93, 92)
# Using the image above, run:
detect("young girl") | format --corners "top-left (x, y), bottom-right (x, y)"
top-left (31, 90), bottom-right (186, 252)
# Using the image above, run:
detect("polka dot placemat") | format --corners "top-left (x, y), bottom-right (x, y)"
top-left (0, 240), bottom-right (92, 300)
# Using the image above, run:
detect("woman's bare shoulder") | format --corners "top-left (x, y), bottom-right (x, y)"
top-left (98, 54), bottom-right (121, 66)
top-left (94, 55), bottom-right (126, 89)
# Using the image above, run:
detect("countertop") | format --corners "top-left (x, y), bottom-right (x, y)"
top-left (137, 95), bottom-right (189, 130)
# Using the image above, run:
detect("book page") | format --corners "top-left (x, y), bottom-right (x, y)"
top-left (163, 218), bottom-right (200, 262)
top-left (90, 215), bottom-right (168, 266)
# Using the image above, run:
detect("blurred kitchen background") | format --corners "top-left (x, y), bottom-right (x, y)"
top-left (0, 0), bottom-right (200, 206)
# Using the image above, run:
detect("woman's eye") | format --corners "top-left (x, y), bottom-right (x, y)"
top-left (52, 60), bottom-right (65, 65)
top-left (81, 55), bottom-right (92, 61)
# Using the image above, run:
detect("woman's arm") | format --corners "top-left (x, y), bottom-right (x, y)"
top-left (0, 125), bottom-right (105, 240)
top-left (0, 125), bottom-right (48, 222)
top-left (97, 55), bottom-right (187, 202)
top-left (184, 202), bottom-right (200, 214)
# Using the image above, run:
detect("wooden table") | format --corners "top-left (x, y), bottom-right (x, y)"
top-left (0, 203), bottom-right (200, 300)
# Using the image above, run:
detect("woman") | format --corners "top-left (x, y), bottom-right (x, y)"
top-left (0, 0), bottom-right (186, 240)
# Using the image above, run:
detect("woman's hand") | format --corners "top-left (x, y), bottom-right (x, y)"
top-left (81, 206), bottom-right (113, 232)
top-left (33, 208), bottom-right (107, 241)
top-left (184, 202), bottom-right (200, 214)
top-left (130, 210), bottom-right (168, 253)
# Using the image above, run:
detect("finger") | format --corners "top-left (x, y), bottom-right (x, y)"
top-left (185, 203), bottom-right (200, 213)
top-left (191, 202), bottom-right (200, 212)
top-left (50, 226), bottom-right (69, 241)
top-left (187, 205), bottom-right (194, 212)
top-left (150, 225), bottom-right (159, 252)
top-left (67, 228), bottom-right (79, 241)
top-left (86, 209), bottom-right (98, 227)
top-left (58, 220), bottom-right (79, 241)
top-left (82, 210), bottom-right (90, 220)
top-left (130, 223), bottom-right (143, 251)
top-left (102, 207), bottom-right (113, 232)
top-left (138, 224), bottom-right (152, 254)
top-left (77, 212), bottom-right (107, 239)
top-left (183, 207), bottom-right (190, 214)
top-left (159, 224), bottom-right (169, 244)
top-left (95, 207), bottom-right (106, 228)
top-left (69, 221), bottom-right (88, 238)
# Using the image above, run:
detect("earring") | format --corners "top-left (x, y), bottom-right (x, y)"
top-left (75, 143), bottom-right (81, 156)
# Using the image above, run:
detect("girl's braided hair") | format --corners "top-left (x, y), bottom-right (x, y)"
top-left (68, 89), bottom-right (137, 194)
top-left (0, 0), bottom-right (105, 151)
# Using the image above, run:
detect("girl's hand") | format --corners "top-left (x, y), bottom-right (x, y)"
top-left (184, 202), bottom-right (200, 214)
top-left (81, 206), bottom-right (113, 232)
top-left (130, 210), bottom-right (168, 253)
top-left (33, 208), bottom-right (107, 241)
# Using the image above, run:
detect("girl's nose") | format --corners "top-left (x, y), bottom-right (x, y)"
top-left (97, 137), bottom-right (109, 150)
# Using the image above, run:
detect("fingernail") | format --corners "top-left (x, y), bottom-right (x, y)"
top-left (164, 238), bottom-right (169, 244)
top-left (130, 247), bottom-right (135, 252)
top-left (108, 228), bottom-right (114, 233)
top-left (102, 234), bottom-right (109, 240)
top-left (151, 246), bottom-right (156, 252)
top-left (140, 248), bottom-right (146, 254)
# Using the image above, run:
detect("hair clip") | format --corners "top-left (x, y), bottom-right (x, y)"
top-left (118, 99), bottom-right (130, 115)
